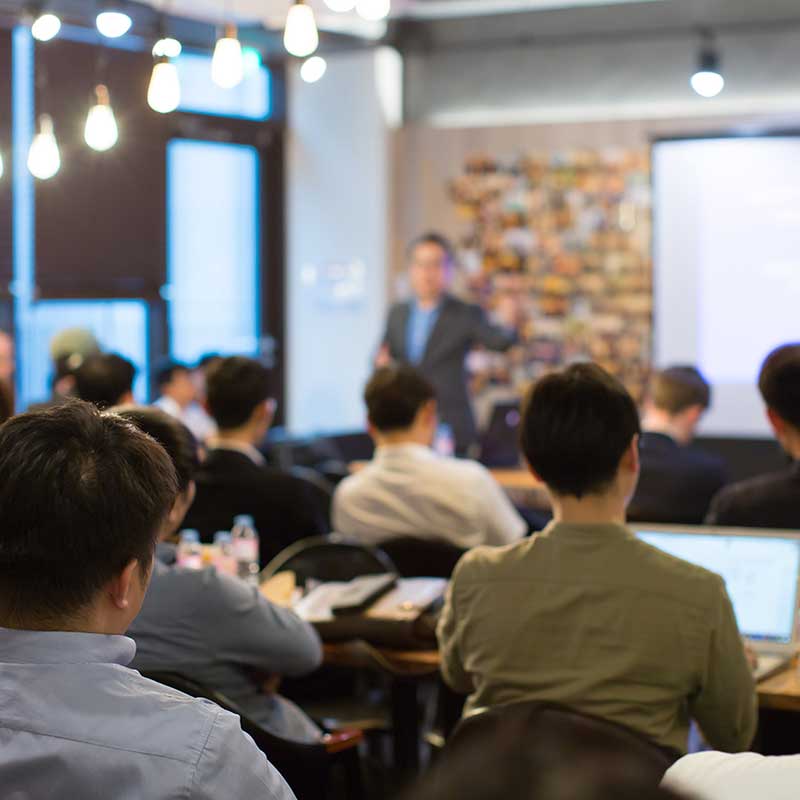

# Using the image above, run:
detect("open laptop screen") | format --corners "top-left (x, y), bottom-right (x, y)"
top-left (636, 529), bottom-right (800, 644)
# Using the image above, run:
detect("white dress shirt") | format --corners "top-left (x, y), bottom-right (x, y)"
top-left (0, 626), bottom-right (295, 800)
top-left (154, 396), bottom-right (217, 443)
top-left (663, 751), bottom-right (800, 800)
top-left (332, 443), bottom-right (527, 549)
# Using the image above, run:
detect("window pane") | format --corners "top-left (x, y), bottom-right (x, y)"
top-left (176, 51), bottom-right (271, 120)
top-left (17, 300), bottom-right (149, 409)
top-left (167, 139), bottom-right (259, 363)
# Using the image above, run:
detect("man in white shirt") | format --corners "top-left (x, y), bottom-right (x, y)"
top-left (662, 751), bottom-right (800, 800)
top-left (153, 359), bottom-right (216, 443)
top-left (333, 365), bottom-right (527, 549)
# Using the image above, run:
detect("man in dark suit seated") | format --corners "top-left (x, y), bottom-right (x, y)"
top-left (181, 356), bottom-right (329, 565)
top-left (378, 232), bottom-right (521, 455)
top-left (628, 366), bottom-right (728, 524)
top-left (708, 344), bottom-right (800, 528)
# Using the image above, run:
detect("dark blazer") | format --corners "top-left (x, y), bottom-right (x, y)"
top-left (706, 460), bottom-right (800, 529)
top-left (181, 448), bottom-right (330, 566)
top-left (383, 293), bottom-right (516, 453)
top-left (628, 432), bottom-right (729, 524)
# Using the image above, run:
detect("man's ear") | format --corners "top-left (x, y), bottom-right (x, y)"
top-left (621, 434), bottom-right (640, 474)
top-left (767, 407), bottom-right (786, 437)
top-left (107, 559), bottom-right (141, 611)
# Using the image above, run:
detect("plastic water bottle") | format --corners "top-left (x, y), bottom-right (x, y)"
top-left (231, 514), bottom-right (260, 585)
top-left (177, 529), bottom-right (203, 570)
top-left (213, 531), bottom-right (237, 577)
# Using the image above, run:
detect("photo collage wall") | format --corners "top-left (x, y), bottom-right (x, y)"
top-left (448, 148), bottom-right (653, 405)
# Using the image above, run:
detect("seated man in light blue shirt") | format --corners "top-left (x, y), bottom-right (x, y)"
top-left (117, 406), bottom-right (323, 743)
top-left (0, 401), bottom-right (295, 800)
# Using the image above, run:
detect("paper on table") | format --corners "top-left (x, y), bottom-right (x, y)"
top-left (365, 578), bottom-right (447, 621)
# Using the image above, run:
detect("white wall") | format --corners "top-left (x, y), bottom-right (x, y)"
top-left (286, 48), bottom-right (401, 434)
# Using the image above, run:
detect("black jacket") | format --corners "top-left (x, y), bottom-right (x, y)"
top-left (383, 293), bottom-right (516, 453)
top-left (628, 432), bottom-right (729, 524)
top-left (181, 448), bottom-right (329, 566)
top-left (706, 460), bottom-right (800, 529)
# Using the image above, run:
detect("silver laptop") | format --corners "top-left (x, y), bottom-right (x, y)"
top-left (632, 524), bottom-right (800, 682)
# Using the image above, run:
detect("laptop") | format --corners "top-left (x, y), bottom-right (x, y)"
top-left (479, 400), bottom-right (522, 467)
top-left (632, 524), bottom-right (800, 682)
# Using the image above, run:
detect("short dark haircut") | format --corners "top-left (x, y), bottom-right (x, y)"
top-left (197, 352), bottom-right (222, 371)
top-left (758, 343), bottom-right (800, 429)
top-left (153, 359), bottom-right (190, 391)
top-left (206, 356), bottom-right (272, 429)
top-left (75, 353), bottom-right (136, 409)
top-left (407, 231), bottom-right (455, 264)
top-left (520, 363), bottom-right (640, 498)
top-left (649, 366), bottom-right (711, 414)
top-left (0, 401), bottom-right (178, 628)
top-left (113, 406), bottom-right (199, 493)
top-left (365, 366), bottom-right (436, 433)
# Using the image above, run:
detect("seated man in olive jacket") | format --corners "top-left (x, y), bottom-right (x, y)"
top-left (438, 363), bottom-right (756, 756)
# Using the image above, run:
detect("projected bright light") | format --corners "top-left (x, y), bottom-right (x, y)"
top-left (691, 70), bottom-right (724, 98)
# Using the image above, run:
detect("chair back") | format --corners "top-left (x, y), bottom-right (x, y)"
top-left (262, 534), bottom-right (397, 585)
top-left (141, 670), bottom-right (332, 799)
top-left (380, 537), bottom-right (466, 578)
top-left (448, 701), bottom-right (677, 779)
top-left (288, 465), bottom-right (334, 528)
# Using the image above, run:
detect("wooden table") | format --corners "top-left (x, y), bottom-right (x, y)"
top-left (490, 468), bottom-right (552, 511)
top-left (758, 658), bottom-right (800, 712)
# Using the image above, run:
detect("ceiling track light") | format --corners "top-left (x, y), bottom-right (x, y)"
top-left (96, 2), bottom-right (132, 39)
top-left (284, 0), bottom-right (319, 59)
top-left (29, 6), bottom-right (62, 42)
top-left (691, 32), bottom-right (724, 99)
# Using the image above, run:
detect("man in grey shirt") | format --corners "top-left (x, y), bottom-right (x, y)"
top-left (118, 406), bottom-right (323, 743)
top-left (0, 401), bottom-right (295, 800)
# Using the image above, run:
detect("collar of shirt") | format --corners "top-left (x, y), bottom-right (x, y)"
top-left (0, 626), bottom-right (136, 666)
top-left (539, 521), bottom-right (635, 541)
top-left (154, 395), bottom-right (182, 418)
top-left (208, 437), bottom-right (266, 467)
top-left (373, 442), bottom-right (437, 463)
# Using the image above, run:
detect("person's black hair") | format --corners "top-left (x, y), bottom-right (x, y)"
top-left (407, 231), bottom-right (456, 264)
top-left (403, 702), bottom-right (686, 800)
top-left (649, 366), bottom-right (711, 414)
top-left (206, 356), bottom-right (272, 429)
top-left (365, 365), bottom-right (436, 433)
top-left (520, 363), bottom-right (640, 498)
top-left (758, 344), bottom-right (800, 429)
top-left (153, 359), bottom-right (190, 391)
top-left (75, 353), bottom-right (136, 409)
top-left (113, 405), bottom-right (199, 492)
top-left (0, 400), bottom-right (178, 628)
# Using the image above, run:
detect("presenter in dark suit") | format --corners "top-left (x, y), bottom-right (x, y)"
top-left (378, 233), bottom-right (520, 454)
top-left (628, 366), bottom-right (729, 524)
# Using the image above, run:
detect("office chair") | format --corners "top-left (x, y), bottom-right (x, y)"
top-left (448, 700), bottom-right (679, 777)
top-left (141, 670), bottom-right (364, 800)
top-left (261, 534), bottom-right (397, 586)
top-left (380, 537), bottom-right (466, 578)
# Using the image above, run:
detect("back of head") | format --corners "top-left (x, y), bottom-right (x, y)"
top-left (365, 365), bottom-right (436, 433)
top-left (649, 366), bottom-right (711, 415)
top-left (0, 401), bottom-right (178, 629)
top-left (758, 344), bottom-right (800, 429)
top-left (406, 704), bottom-right (685, 800)
top-left (112, 406), bottom-right (199, 493)
top-left (206, 356), bottom-right (272, 429)
top-left (75, 353), bottom-right (136, 409)
top-left (520, 363), bottom-right (640, 498)
top-left (153, 359), bottom-right (189, 392)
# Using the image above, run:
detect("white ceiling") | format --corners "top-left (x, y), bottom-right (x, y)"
top-left (140, 0), bottom-right (666, 31)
